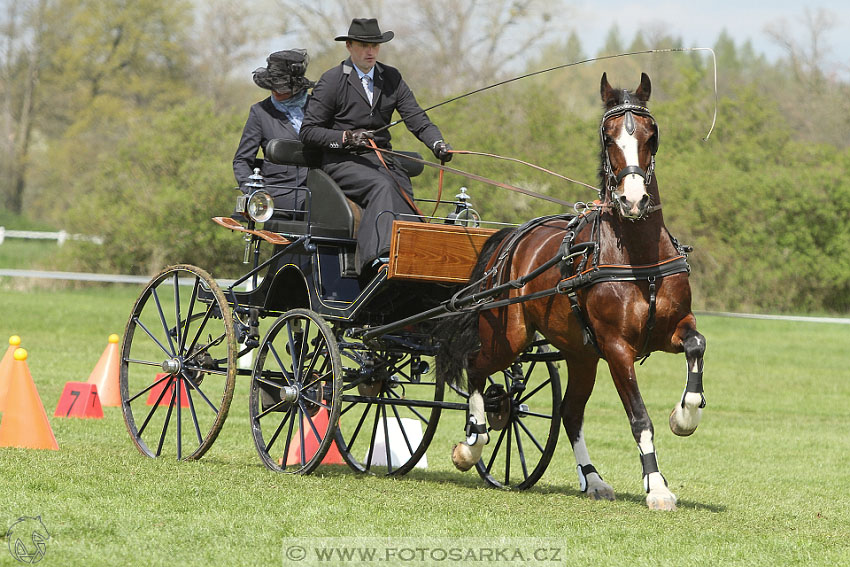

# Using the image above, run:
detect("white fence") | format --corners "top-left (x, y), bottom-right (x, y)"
top-left (0, 226), bottom-right (104, 246)
top-left (0, 268), bottom-right (847, 325)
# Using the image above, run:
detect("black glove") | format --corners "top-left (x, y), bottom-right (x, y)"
top-left (433, 140), bottom-right (453, 162)
top-left (343, 128), bottom-right (374, 148)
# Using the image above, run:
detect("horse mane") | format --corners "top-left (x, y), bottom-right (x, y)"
top-left (434, 226), bottom-right (514, 386)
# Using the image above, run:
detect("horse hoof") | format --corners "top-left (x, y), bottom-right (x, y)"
top-left (646, 489), bottom-right (677, 511)
top-left (451, 443), bottom-right (476, 471)
top-left (586, 479), bottom-right (615, 501)
top-left (669, 401), bottom-right (701, 437)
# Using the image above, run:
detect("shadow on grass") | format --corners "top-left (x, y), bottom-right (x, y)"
top-left (204, 458), bottom-right (725, 512)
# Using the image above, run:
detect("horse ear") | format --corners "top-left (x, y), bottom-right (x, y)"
top-left (636, 72), bottom-right (651, 102)
top-left (600, 72), bottom-right (613, 103)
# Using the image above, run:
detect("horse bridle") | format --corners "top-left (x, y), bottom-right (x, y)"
top-left (599, 93), bottom-right (660, 206)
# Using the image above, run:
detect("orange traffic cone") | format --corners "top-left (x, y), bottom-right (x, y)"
top-left (283, 408), bottom-right (344, 466)
top-left (87, 334), bottom-right (122, 407)
top-left (0, 348), bottom-right (59, 450)
top-left (0, 335), bottom-right (22, 413)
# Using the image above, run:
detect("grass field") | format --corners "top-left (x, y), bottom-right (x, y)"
top-left (1, 282), bottom-right (849, 566)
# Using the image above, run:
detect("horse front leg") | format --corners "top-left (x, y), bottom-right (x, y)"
top-left (606, 348), bottom-right (677, 510)
top-left (451, 368), bottom-right (489, 471)
top-left (669, 325), bottom-right (707, 436)
top-left (562, 355), bottom-right (614, 500)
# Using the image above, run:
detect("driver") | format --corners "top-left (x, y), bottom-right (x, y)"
top-left (300, 18), bottom-right (453, 275)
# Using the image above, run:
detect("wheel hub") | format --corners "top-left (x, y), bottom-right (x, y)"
top-left (161, 358), bottom-right (182, 374)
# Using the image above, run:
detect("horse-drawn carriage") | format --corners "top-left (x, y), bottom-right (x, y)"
top-left (119, 73), bottom-right (707, 509)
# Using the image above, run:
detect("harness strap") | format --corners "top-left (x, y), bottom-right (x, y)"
top-left (567, 291), bottom-right (603, 357)
top-left (638, 276), bottom-right (657, 363)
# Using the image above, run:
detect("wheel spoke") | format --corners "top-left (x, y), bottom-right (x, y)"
top-left (264, 406), bottom-right (294, 454)
top-left (518, 378), bottom-right (552, 405)
top-left (183, 372), bottom-right (220, 414)
top-left (151, 285), bottom-right (176, 356)
top-left (155, 384), bottom-right (176, 457)
top-left (343, 402), bottom-right (372, 449)
top-left (183, 303), bottom-right (215, 358)
top-left (127, 372), bottom-right (171, 404)
top-left (179, 276), bottom-right (200, 353)
top-left (516, 417), bottom-right (545, 454)
top-left (280, 408), bottom-right (297, 466)
top-left (365, 403), bottom-right (382, 472)
top-left (504, 424), bottom-right (512, 485)
top-left (137, 375), bottom-right (173, 436)
top-left (176, 377), bottom-right (183, 460)
top-left (484, 426), bottom-right (508, 474)
top-left (389, 403), bottom-right (415, 456)
top-left (132, 317), bottom-right (173, 359)
top-left (387, 388), bottom-right (429, 424)
top-left (173, 275), bottom-right (183, 355)
top-left (183, 380), bottom-right (204, 446)
top-left (382, 403), bottom-right (393, 474)
top-left (268, 343), bottom-right (295, 386)
top-left (513, 420), bottom-right (529, 481)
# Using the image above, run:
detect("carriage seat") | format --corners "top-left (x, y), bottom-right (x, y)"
top-left (262, 138), bottom-right (424, 239)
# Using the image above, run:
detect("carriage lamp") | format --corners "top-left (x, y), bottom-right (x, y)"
top-left (236, 168), bottom-right (276, 223)
top-left (446, 186), bottom-right (481, 227)
top-left (246, 191), bottom-right (274, 223)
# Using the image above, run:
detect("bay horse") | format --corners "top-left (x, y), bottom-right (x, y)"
top-left (437, 73), bottom-right (706, 510)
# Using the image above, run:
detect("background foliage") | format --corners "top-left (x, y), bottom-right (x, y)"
top-left (2, 0), bottom-right (849, 313)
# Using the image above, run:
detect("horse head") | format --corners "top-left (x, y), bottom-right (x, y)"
top-left (599, 72), bottom-right (659, 220)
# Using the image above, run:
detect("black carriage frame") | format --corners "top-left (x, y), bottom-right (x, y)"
top-left (119, 138), bottom-right (566, 488)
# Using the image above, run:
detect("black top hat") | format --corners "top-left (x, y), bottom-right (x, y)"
top-left (334, 18), bottom-right (394, 43)
top-left (252, 49), bottom-right (315, 93)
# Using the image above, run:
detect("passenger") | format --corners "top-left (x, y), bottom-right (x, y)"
top-left (233, 49), bottom-right (315, 217)
top-left (300, 18), bottom-right (453, 274)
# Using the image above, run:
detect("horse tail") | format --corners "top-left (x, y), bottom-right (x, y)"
top-left (435, 227), bottom-right (514, 387)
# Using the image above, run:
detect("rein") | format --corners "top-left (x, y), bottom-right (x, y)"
top-left (370, 146), bottom-right (599, 210)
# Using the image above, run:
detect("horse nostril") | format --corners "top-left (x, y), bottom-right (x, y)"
top-left (639, 194), bottom-right (650, 209)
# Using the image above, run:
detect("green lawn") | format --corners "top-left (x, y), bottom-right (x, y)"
top-left (1, 283), bottom-right (849, 566)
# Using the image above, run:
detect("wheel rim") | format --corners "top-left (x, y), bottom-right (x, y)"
top-left (249, 309), bottom-right (342, 474)
top-left (452, 345), bottom-right (561, 490)
top-left (120, 265), bottom-right (236, 461)
top-left (336, 348), bottom-right (442, 476)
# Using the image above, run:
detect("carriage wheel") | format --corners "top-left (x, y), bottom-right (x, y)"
top-left (335, 348), bottom-right (443, 476)
top-left (249, 308), bottom-right (342, 474)
top-left (451, 343), bottom-right (561, 489)
top-left (120, 264), bottom-right (236, 461)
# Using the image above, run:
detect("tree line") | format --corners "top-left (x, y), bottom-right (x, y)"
top-left (2, 0), bottom-right (848, 314)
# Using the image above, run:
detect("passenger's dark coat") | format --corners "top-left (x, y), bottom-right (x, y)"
top-left (233, 97), bottom-right (308, 214)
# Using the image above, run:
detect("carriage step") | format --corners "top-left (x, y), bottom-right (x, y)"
top-left (211, 216), bottom-right (292, 246)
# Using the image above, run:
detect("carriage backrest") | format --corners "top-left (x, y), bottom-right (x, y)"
top-left (262, 138), bottom-right (423, 239)
top-left (264, 138), bottom-right (425, 177)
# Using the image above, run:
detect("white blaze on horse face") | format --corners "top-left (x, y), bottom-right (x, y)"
top-left (615, 126), bottom-right (648, 215)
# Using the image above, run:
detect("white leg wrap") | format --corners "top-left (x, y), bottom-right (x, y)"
top-left (638, 432), bottom-right (677, 511)
top-left (572, 429), bottom-right (615, 500)
top-left (452, 392), bottom-right (489, 471)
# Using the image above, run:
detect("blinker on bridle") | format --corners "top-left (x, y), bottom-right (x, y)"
top-left (600, 90), bottom-right (660, 198)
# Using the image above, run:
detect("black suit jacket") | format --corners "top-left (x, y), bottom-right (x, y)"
top-left (300, 58), bottom-right (443, 163)
top-left (233, 97), bottom-right (308, 191)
